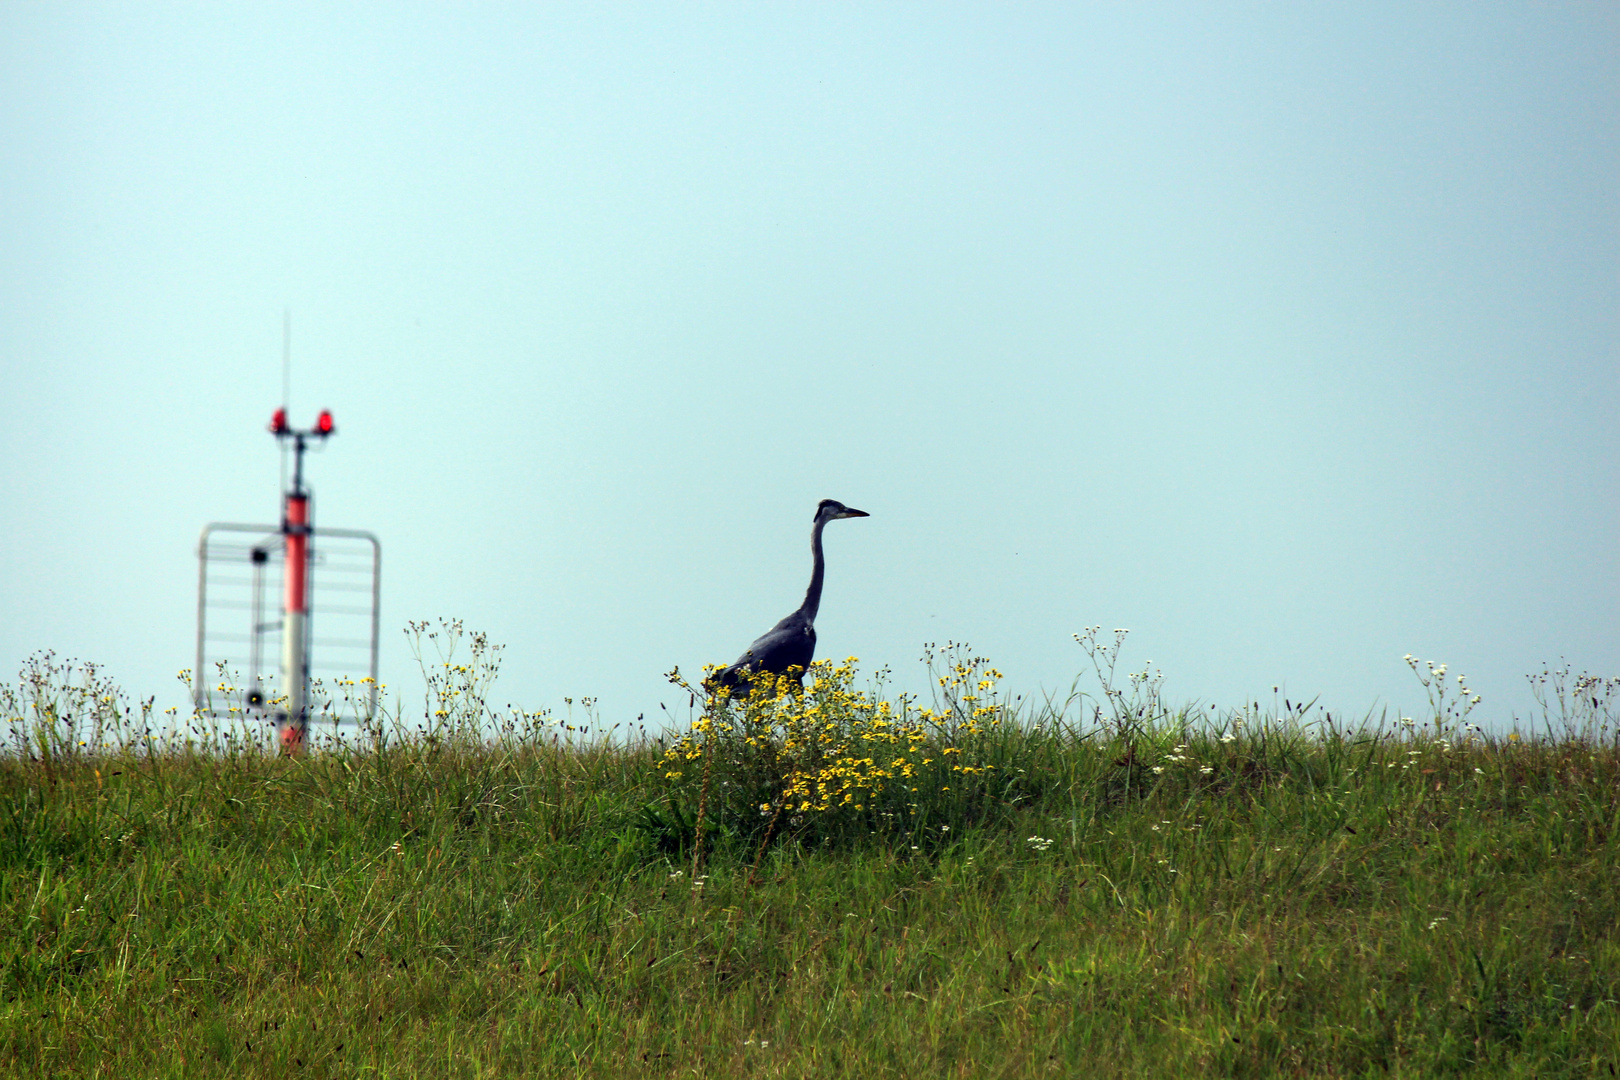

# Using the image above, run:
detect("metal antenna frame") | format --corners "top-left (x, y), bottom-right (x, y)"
top-left (194, 405), bottom-right (380, 752)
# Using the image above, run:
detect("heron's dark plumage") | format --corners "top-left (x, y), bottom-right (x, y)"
top-left (708, 500), bottom-right (868, 698)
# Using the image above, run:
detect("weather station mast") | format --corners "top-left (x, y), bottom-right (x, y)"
top-left (269, 405), bottom-right (332, 751)
top-left (195, 402), bottom-right (381, 755)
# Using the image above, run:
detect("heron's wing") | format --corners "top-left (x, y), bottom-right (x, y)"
top-left (737, 615), bottom-right (815, 675)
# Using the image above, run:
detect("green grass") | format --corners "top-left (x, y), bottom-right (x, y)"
top-left (3, 647), bottom-right (1619, 1077)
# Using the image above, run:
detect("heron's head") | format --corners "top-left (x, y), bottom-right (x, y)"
top-left (815, 499), bottom-right (870, 523)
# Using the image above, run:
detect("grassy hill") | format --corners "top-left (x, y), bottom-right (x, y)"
top-left (2, 640), bottom-right (1617, 1077)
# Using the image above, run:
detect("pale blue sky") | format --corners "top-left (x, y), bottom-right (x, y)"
top-left (2, 3), bottom-right (1615, 730)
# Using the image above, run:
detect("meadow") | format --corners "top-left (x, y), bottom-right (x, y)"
top-left (2, 626), bottom-right (1617, 1078)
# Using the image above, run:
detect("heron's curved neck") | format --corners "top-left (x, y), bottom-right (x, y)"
top-left (799, 517), bottom-right (827, 622)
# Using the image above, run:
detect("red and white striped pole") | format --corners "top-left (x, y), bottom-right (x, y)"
top-left (280, 488), bottom-right (310, 752)
top-left (270, 407), bottom-right (334, 754)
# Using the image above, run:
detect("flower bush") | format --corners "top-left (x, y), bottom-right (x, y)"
top-left (659, 649), bottom-right (1009, 848)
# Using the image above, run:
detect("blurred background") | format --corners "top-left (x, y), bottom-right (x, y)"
top-left (2, 3), bottom-right (1615, 730)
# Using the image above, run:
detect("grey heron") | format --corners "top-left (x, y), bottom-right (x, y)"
top-left (708, 499), bottom-right (869, 698)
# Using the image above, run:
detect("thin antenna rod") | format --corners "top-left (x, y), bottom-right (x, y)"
top-left (280, 310), bottom-right (291, 497)
top-left (281, 309), bottom-right (291, 409)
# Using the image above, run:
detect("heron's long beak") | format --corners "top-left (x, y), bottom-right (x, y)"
top-left (838, 508), bottom-right (870, 519)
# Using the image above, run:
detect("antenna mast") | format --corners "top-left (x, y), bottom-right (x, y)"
top-left (194, 343), bottom-right (381, 752)
top-left (267, 405), bottom-right (336, 752)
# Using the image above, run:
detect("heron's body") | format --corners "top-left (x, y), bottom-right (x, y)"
top-left (709, 499), bottom-right (868, 697)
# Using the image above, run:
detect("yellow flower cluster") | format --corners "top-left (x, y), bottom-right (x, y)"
top-left (661, 655), bottom-right (1002, 820)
